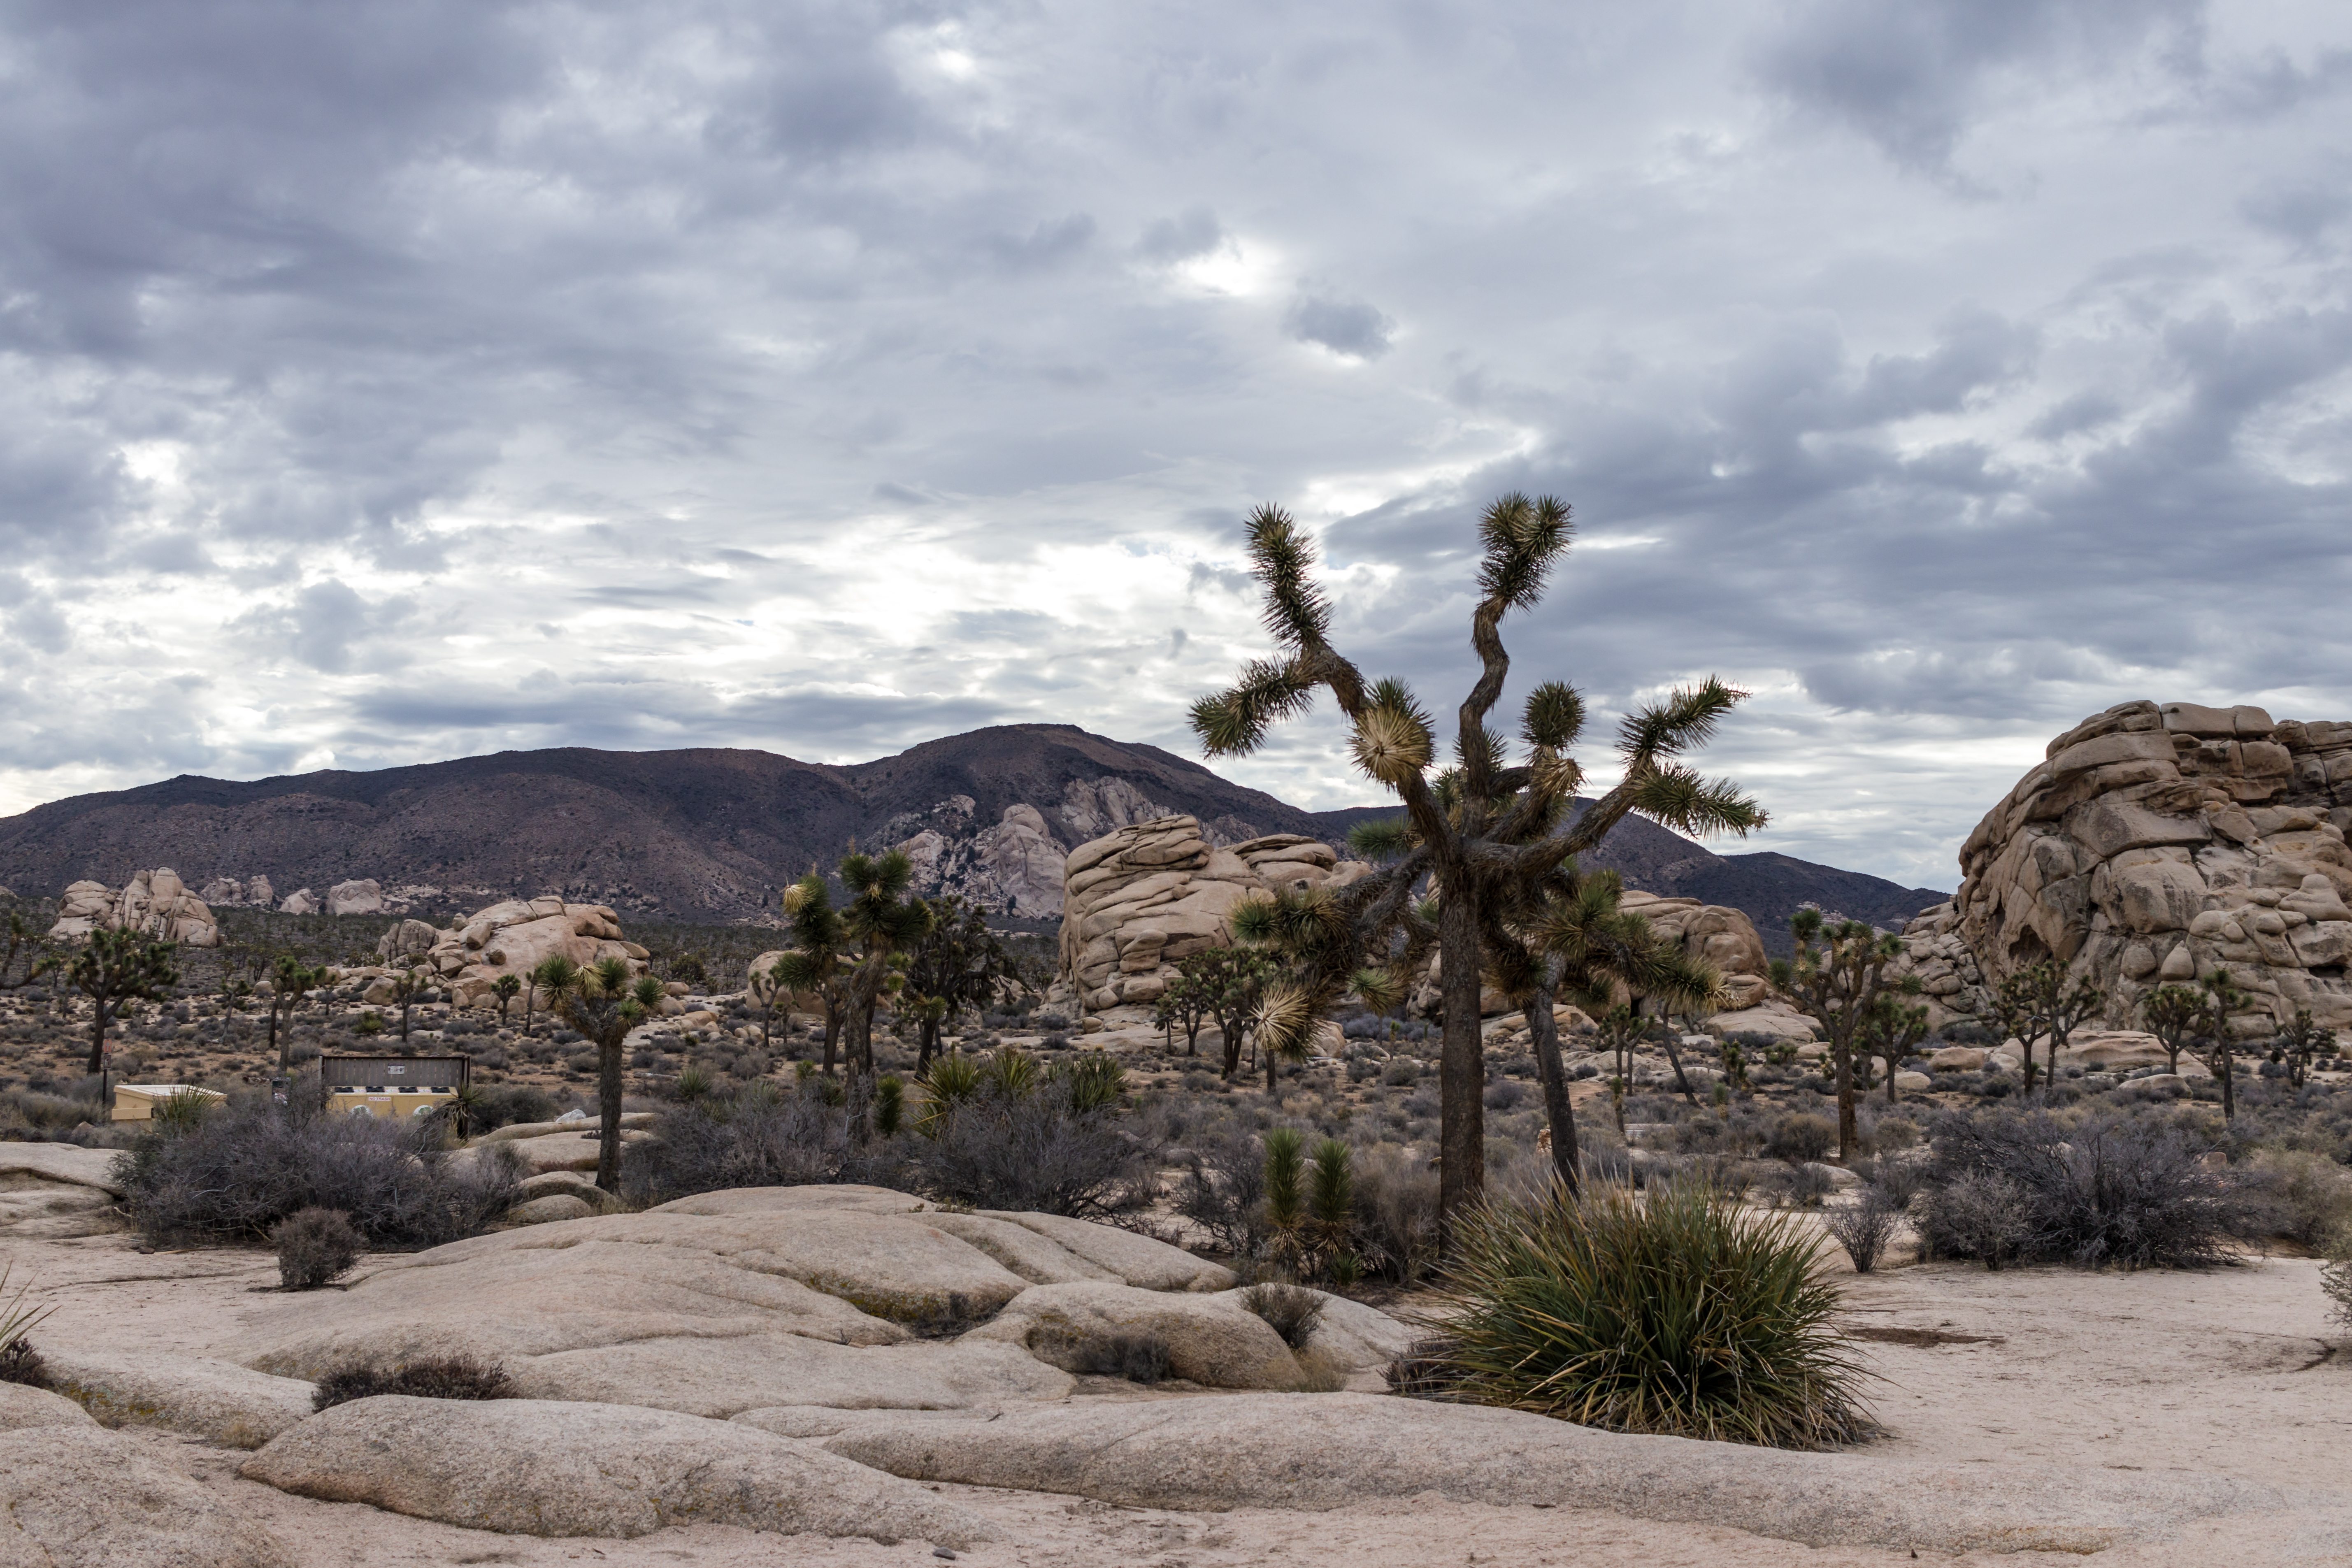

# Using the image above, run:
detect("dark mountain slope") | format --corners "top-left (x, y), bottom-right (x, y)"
top-left (0, 725), bottom-right (1950, 936)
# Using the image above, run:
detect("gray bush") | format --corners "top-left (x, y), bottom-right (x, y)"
top-left (1823, 1187), bottom-right (1900, 1273)
top-left (117, 1085), bottom-right (518, 1247)
top-left (907, 1086), bottom-right (1159, 1220)
top-left (620, 1084), bottom-right (855, 1206)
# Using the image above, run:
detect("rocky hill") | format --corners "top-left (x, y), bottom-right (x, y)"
top-left (0, 725), bottom-right (1946, 939)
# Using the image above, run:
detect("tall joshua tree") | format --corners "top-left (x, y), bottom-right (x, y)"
top-left (555, 956), bottom-right (666, 1190)
top-left (770, 868), bottom-right (851, 1074)
top-left (837, 848), bottom-right (929, 1077)
top-left (63, 927), bottom-right (180, 1076)
top-left (1769, 911), bottom-right (1922, 1158)
top-left (1192, 495), bottom-right (1765, 1220)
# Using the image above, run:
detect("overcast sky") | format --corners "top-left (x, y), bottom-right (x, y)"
top-left (1, 0), bottom-right (2347, 889)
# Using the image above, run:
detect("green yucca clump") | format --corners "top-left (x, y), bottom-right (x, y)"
top-left (1264, 1128), bottom-right (1306, 1232)
top-left (1053, 1051), bottom-right (1126, 1113)
top-left (1426, 1181), bottom-right (1871, 1449)
top-left (874, 1074), bottom-right (906, 1136)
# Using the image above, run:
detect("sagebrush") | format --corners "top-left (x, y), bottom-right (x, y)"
top-left (272, 1207), bottom-right (362, 1290)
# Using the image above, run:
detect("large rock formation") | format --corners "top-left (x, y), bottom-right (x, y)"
top-left (1057, 818), bottom-right (1778, 1020)
top-left (1922, 700), bottom-right (2352, 1033)
top-left (47, 869), bottom-right (220, 947)
top-left (388, 896), bottom-right (648, 1010)
top-left (1056, 816), bottom-right (1373, 1009)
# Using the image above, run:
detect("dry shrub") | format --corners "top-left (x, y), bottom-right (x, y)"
top-left (272, 1207), bottom-right (361, 1291)
top-left (2245, 1148), bottom-right (2352, 1249)
top-left (907, 1086), bottom-right (1159, 1220)
top-left (311, 1355), bottom-right (516, 1412)
top-left (1241, 1282), bottom-right (1325, 1348)
top-left (621, 1083), bottom-right (853, 1206)
top-left (1920, 1108), bottom-right (2256, 1270)
top-left (118, 1085), bottom-right (519, 1247)
top-left (1031, 1326), bottom-right (1171, 1383)
top-left (1822, 1187), bottom-right (1900, 1273)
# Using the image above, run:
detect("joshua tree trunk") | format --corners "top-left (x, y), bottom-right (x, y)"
top-left (1437, 895), bottom-right (1486, 1220)
top-left (598, 1039), bottom-right (624, 1191)
top-left (1525, 968), bottom-right (1580, 1196)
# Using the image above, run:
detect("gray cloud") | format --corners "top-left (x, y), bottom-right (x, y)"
top-left (1285, 289), bottom-right (1395, 360)
top-left (0, 0), bottom-right (2347, 892)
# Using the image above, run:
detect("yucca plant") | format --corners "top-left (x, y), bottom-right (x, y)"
top-left (915, 1053), bottom-right (983, 1136)
top-left (980, 1045), bottom-right (1039, 1099)
top-left (1424, 1180), bottom-right (1870, 1449)
top-left (150, 1088), bottom-right (218, 1139)
top-left (874, 1073), bottom-right (906, 1136)
top-left (1054, 1051), bottom-right (1126, 1113)
top-left (1264, 1128), bottom-right (1306, 1233)
top-left (0, 1265), bottom-right (56, 1388)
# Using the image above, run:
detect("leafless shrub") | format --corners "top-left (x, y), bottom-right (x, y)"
top-left (1823, 1187), bottom-right (1899, 1273)
top-left (621, 1084), bottom-right (853, 1206)
top-left (907, 1086), bottom-right (1159, 1219)
top-left (1916, 1171), bottom-right (2029, 1269)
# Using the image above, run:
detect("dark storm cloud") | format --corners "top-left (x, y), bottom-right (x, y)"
top-left (1284, 290), bottom-right (1395, 360)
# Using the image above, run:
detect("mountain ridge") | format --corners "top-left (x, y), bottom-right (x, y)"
top-left (0, 725), bottom-right (1948, 945)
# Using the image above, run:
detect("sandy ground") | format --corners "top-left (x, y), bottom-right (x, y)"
top-left (12, 1230), bottom-right (2352, 1565)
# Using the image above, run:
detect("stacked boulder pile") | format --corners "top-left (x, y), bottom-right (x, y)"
top-left (1057, 816), bottom-right (1374, 1008)
top-left (372, 896), bottom-right (650, 1010)
top-left (47, 868), bottom-right (221, 947)
top-left (1903, 700), bottom-right (2352, 1034)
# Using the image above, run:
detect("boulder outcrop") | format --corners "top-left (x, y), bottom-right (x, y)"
top-left (1911, 700), bottom-right (2352, 1033)
top-left (48, 869), bottom-right (220, 947)
top-left (237, 1185), bottom-right (1304, 1421)
top-left (1, 1425), bottom-right (295, 1567)
top-left (1057, 815), bottom-right (1372, 1008)
top-left (241, 1395), bottom-right (999, 1547)
top-left (369, 895), bottom-right (647, 1010)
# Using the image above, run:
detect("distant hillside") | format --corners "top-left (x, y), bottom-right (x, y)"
top-left (0, 725), bottom-right (1949, 941)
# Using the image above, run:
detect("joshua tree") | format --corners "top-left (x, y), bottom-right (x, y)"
top-left (525, 956), bottom-right (575, 1036)
top-left (2141, 983), bottom-right (2209, 1075)
top-left (1192, 495), bottom-right (1764, 1219)
top-left (899, 894), bottom-right (1018, 1069)
top-left (2273, 1006), bottom-right (2331, 1090)
top-left (61, 927), bottom-right (180, 1076)
top-left (1994, 959), bottom-right (2103, 1094)
top-left (768, 869), bottom-right (851, 1074)
top-left (837, 848), bottom-right (929, 1076)
top-left (1168, 943), bottom-right (1282, 1082)
top-left (1769, 911), bottom-right (1921, 1159)
top-left (1152, 966), bottom-right (1215, 1055)
top-left (2194, 971), bottom-right (2254, 1121)
top-left (264, 955), bottom-right (330, 1073)
top-left (490, 973), bottom-right (522, 1026)
top-left (1502, 862), bottom-right (1718, 1190)
top-left (746, 959), bottom-right (788, 1049)
top-left (1860, 992), bottom-right (1931, 1103)
top-left (0, 912), bottom-right (51, 992)
top-left (553, 956), bottom-right (666, 1190)
top-left (388, 966), bottom-right (429, 1045)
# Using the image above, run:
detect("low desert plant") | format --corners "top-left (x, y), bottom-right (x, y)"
top-left (2245, 1148), bottom-right (2352, 1250)
top-left (1422, 1180), bottom-right (1870, 1448)
top-left (0, 1266), bottom-right (53, 1389)
top-left (1915, 1171), bottom-right (2029, 1268)
top-left (906, 1083), bottom-right (1158, 1219)
top-left (272, 1206), bottom-right (362, 1291)
top-left (1241, 1282), bottom-right (1326, 1348)
top-left (1917, 1108), bottom-right (2254, 1269)
top-left (1764, 1111), bottom-right (1837, 1165)
top-left (622, 1082), bottom-right (852, 1205)
top-left (311, 1354), bottom-right (516, 1412)
top-left (1032, 1327), bottom-right (1172, 1383)
top-left (2325, 1235), bottom-right (2352, 1330)
top-left (116, 1082), bottom-right (520, 1247)
top-left (1351, 1145), bottom-right (1441, 1282)
top-left (1823, 1187), bottom-right (1900, 1273)
top-left (1175, 1132), bottom-right (1271, 1259)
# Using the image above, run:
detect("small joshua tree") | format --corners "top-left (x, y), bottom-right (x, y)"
top-left (1769, 911), bottom-right (1920, 1159)
top-left (0, 911), bottom-right (52, 993)
top-left (388, 966), bottom-right (428, 1045)
top-left (1861, 993), bottom-right (1931, 1104)
top-left (899, 894), bottom-right (1018, 1070)
top-left (490, 973), bottom-right (521, 1026)
top-left (2141, 983), bottom-right (2209, 1075)
top-left (1994, 959), bottom-right (2103, 1094)
top-left (265, 955), bottom-right (330, 1074)
top-left (2272, 1006), bottom-right (2331, 1091)
top-left (767, 869), bottom-right (851, 1074)
top-left (2193, 971), bottom-right (2254, 1121)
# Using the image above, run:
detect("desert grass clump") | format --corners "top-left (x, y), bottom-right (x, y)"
top-left (1034, 1328), bottom-right (1172, 1384)
top-left (1241, 1282), bottom-right (1326, 1348)
top-left (1424, 1180), bottom-right (1871, 1449)
top-left (311, 1354), bottom-right (516, 1412)
top-left (272, 1206), bottom-right (362, 1291)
